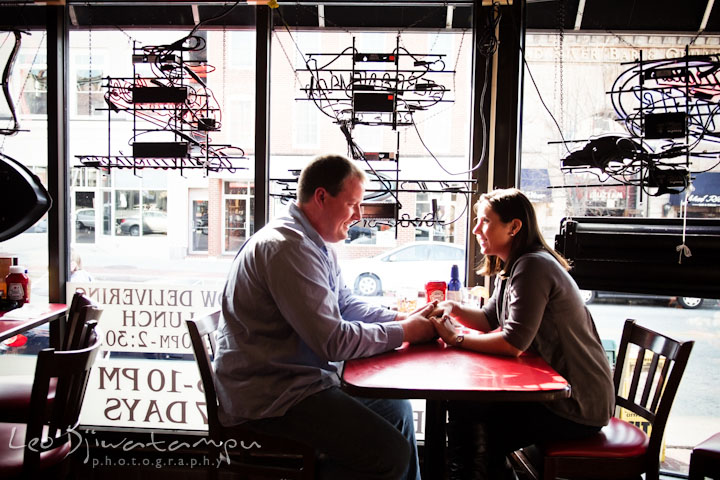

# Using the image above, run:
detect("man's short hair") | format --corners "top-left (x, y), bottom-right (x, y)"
top-left (297, 154), bottom-right (366, 204)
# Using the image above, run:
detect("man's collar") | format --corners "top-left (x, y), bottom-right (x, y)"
top-left (290, 202), bottom-right (329, 253)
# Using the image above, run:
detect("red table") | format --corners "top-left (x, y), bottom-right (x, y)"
top-left (0, 303), bottom-right (68, 344)
top-left (341, 339), bottom-right (571, 478)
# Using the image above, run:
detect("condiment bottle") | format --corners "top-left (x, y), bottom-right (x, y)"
top-left (446, 264), bottom-right (462, 302)
top-left (5, 266), bottom-right (29, 304)
top-left (425, 281), bottom-right (447, 303)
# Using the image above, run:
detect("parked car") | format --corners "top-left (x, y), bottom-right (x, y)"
top-left (118, 211), bottom-right (168, 236)
top-left (341, 241), bottom-right (465, 296)
top-left (75, 208), bottom-right (96, 231)
top-left (580, 289), bottom-right (704, 309)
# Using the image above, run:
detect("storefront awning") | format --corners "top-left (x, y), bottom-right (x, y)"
top-left (669, 172), bottom-right (720, 207)
top-left (520, 168), bottom-right (552, 202)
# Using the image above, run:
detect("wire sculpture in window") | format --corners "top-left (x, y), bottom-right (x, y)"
top-left (274, 31), bottom-right (476, 234)
top-left (76, 35), bottom-right (247, 175)
top-left (561, 47), bottom-right (720, 196)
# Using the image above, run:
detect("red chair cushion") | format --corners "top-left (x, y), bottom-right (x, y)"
top-left (0, 422), bottom-right (71, 477)
top-left (693, 432), bottom-right (720, 459)
top-left (544, 418), bottom-right (649, 459)
top-left (0, 376), bottom-right (56, 423)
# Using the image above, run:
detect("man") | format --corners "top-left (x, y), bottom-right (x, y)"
top-left (214, 154), bottom-right (436, 479)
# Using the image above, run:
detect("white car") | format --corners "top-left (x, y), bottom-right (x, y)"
top-left (340, 242), bottom-right (466, 296)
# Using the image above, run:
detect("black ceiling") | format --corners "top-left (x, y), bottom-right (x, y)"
top-left (1, 0), bottom-right (719, 34)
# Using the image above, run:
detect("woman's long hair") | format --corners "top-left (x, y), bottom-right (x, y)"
top-left (476, 188), bottom-right (570, 277)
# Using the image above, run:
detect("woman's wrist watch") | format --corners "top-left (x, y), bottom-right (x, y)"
top-left (455, 334), bottom-right (465, 347)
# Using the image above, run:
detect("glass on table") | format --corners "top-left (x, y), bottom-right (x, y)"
top-left (396, 289), bottom-right (420, 313)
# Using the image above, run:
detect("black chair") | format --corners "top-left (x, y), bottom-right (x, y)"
top-left (0, 294), bottom-right (102, 423)
top-left (537, 319), bottom-right (694, 480)
top-left (0, 321), bottom-right (102, 478)
top-left (186, 311), bottom-right (315, 480)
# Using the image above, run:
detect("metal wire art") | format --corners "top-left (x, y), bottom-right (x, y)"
top-left (76, 35), bottom-right (247, 175)
top-left (562, 47), bottom-right (720, 196)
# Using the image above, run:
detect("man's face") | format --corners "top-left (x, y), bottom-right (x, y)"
top-left (317, 175), bottom-right (364, 243)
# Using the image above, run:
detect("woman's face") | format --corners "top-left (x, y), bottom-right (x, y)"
top-left (472, 201), bottom-right (516, 262)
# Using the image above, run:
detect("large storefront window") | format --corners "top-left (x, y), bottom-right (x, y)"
top-left (61, 21), bottom-right (257, 432)
top-left (270, 26), bottom-right (473, 308)
top-left (522, 32), bottom-right (720, 476)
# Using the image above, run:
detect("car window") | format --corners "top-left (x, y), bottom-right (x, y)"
top-left (429, 245), bottom-right (463, 261)
top-left (387, 245), bottom-right (429, 262)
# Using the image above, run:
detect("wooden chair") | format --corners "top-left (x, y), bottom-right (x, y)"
top-left (0, 294), bottom-right (102, 423)
top-left (0, 321), bottom-right (102, 478)
top-left (186, 311), bottom-right (315, 480)
top-left (537, 319), bottom-right (694, 480)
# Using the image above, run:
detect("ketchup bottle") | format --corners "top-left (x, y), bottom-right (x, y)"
top-left (425, 281), bottom-right (447, 303)
top-left (5, 266), bottom-right (29, 304)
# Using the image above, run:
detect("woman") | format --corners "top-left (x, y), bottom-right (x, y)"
top-left (431, 188), bottom-right (614, 480)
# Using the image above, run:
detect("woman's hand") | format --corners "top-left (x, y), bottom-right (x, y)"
top-left (430, 314), bottom-right (462, 346)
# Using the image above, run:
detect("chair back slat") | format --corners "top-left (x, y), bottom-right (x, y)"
top-left (186, 311), bottom-right (222, 434)
top-left (650, 360), bottom-right (671, 413)
top-left (640, 352), bottom-right (660, 407)
top-left (627, 347), bottom-right (645, 402)
top-left (63, 292), bottom-right (94, 350)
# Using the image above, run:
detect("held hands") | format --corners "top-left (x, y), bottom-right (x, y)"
top-left (430, 314), bottom-right (462, 346)
top-left (398, 301), bottom-right (438, 344)
top-left (429, 300), bottom-right (457, 319)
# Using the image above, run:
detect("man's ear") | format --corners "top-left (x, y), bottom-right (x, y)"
top-left (314, 187), bottom-right (327, 205)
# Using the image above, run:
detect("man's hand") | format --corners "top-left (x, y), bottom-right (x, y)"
top-left (398, 302), bottom-right (437, 344)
